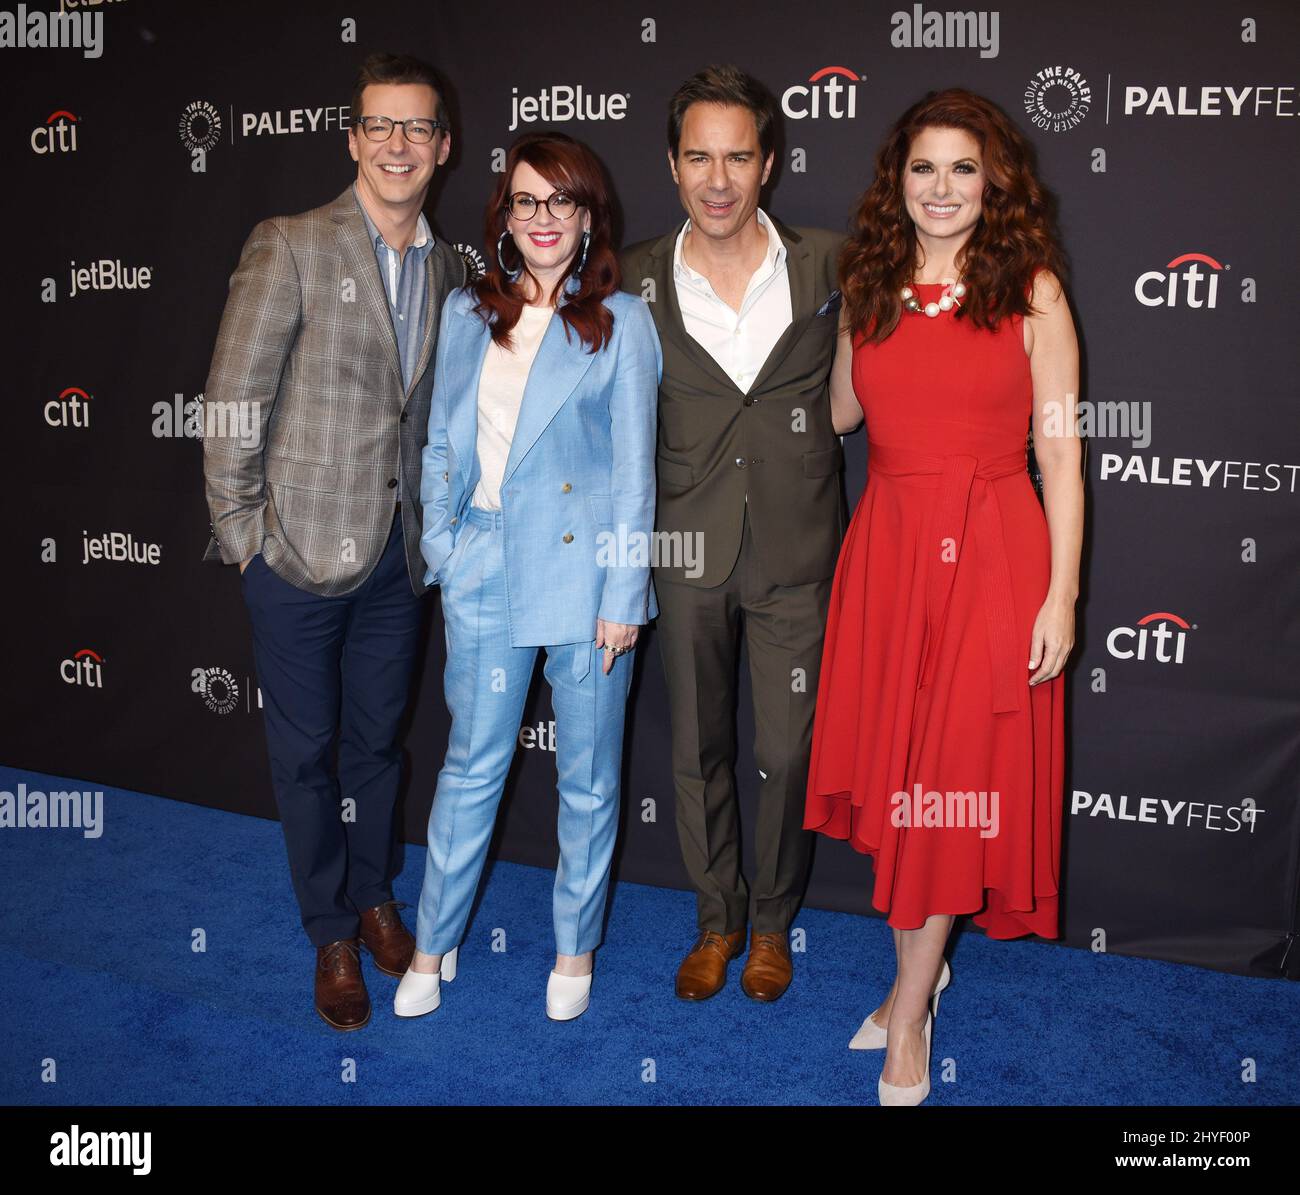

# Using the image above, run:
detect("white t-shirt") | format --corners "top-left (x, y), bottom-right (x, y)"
top-left (471, 303), bottom-right (553, 511)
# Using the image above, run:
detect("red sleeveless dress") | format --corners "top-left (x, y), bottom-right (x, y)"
top-left (805, 283), bottom-right (1065, 939)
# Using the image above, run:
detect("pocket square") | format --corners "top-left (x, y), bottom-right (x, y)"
top-left (815, 289), bottom-right (842, 318)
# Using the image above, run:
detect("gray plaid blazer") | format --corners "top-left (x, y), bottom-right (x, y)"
top-left (201, 184), bottom-right (466, 596)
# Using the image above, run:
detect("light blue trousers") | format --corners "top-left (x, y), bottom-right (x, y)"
top-left (415, 505), bottom-right (635, 957)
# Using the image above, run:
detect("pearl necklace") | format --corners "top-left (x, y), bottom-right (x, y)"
top-left (902, 277), bottom-right (967, 318)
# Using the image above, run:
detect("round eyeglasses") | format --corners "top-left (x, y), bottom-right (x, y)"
top-left (356, 115), bottom-right (448, 144)
top-left (505, 192), bottom-right (579, 221)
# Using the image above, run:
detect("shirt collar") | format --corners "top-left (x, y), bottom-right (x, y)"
top-left (353, 182), bottom-right (432, 257)
top-left (672, 207), bottom-right (786, 285)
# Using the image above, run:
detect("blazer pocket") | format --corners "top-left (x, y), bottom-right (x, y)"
top-left (266, 455), bottom-right (339, 493)
top-left (802, 444), bottom-right (845, 479)
top-left (657, 456), bottom-right (694, 491)
top-left (588, 494), bottom-right (613, 526)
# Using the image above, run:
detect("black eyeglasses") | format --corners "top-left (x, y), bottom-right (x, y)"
top-left (356, 115), bottom-right (448, 144)
top-left (505, 192), bottom-right (579, 220)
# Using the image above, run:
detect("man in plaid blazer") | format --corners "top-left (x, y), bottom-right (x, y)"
top-left (202, 53), bottom-right (466, 1031)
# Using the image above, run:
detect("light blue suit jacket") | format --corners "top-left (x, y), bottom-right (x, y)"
top-left (420, 285), bottom-right (662, 646)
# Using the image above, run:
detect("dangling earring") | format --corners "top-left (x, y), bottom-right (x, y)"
top-left (496, 229), bottom-right (522, 282)
top-left (572, 229), bottom-right (590, 276)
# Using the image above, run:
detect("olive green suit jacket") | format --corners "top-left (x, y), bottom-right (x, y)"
top-left (620, 220), bottom-right (847, 588)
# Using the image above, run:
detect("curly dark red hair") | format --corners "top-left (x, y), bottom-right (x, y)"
top-left (472, 132), bottom-right (619, 353)
top-left (841, 88), bottom-right (1068, 343)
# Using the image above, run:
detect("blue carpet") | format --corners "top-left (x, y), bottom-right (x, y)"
top-left (1, 765), bottom-right (1296, 1106)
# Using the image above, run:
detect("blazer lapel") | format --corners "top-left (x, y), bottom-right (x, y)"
top-left (646, 225), bottom-right (742, 397)
top-left (331, 188), bottom-right (403, 392)
top-left (406, 241), bottom-right (448, 398)
top-left (748, 222), bottom-right (815, 394)
top-left (500, 313), bottom-right (597, 489)
top-left (446, 304), bottom-right (491, 490)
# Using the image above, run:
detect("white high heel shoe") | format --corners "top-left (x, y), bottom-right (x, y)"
top-left (878, 1010), bottom-right (932, 1106)
top-left (546, 968), bottom-right (592, 1021)
top-left (849, 958), bottom-right (949, 1050)
top-left (393, 946), bottom-right (458, 1018)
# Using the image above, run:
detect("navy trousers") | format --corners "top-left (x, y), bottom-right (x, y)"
top-left (241, 513), bottom-right (427, 947)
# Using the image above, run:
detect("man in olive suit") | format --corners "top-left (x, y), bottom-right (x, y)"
top-left (621, 65), bottom-right (846, 1003)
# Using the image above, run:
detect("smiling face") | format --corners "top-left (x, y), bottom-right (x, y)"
top-left (347, 82), bottom-right (450, 217)
top-left (902, 125), bottom-right (985, 250)
top-left (504, 158), bottom-right (591, 299)
top-left (669, 101), bottom-right (772, 244)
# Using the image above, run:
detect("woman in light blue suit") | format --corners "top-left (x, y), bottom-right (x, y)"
top-left (395, 132), bottom-right (662, 1022)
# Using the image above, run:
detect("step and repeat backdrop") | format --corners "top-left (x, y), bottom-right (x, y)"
top-left (5, 0), bottom-right (1298, 977)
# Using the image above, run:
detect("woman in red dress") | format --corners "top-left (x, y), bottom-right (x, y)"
top-left (805, 89), bottom-right (1083, 1105)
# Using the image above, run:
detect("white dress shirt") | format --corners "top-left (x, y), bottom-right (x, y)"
top-left (471, 303), bottom-right (553, 511)
top-left (671, 207), bottom-right (793, 394)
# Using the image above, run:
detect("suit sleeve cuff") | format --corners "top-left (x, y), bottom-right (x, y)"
top-left (211, 513), bottom-right (265, 565)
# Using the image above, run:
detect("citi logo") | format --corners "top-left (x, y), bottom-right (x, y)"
top-left (31, 109), bottom-right (78, 154)
top-left (781, 66), bottom-right (862, 120)
top-left (509, 86), bottom-right (627, 132)
top-left (45, 385), bottom-right (91, 428)
top-left (61, 648), bottom-right (104, 687)
top-left (1135, 252), bottom-right (1226, 308)
top-left (1106, 612), bottom-right (1194, 665)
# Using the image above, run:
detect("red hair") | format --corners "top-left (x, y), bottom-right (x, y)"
top-left (472, 132), bottom-right (619, 353)
top-left (840, 88), bottom-right (1068, 343)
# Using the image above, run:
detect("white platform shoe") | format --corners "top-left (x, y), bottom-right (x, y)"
top-left (849, 957), bottom-right (950, 1050)
top-left (393, 946), bottom-right (458, 1018)
top-left (545, 968), bottom-right (592, 1021)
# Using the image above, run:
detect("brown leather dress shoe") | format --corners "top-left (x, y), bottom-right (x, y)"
top-left (315, 939), bottom-right (371, 1031)
top-left (741, 931), bottom-right (793, 1001)
top-left (358, 900), bottom-right (416, 977)
top-left (675, 929), bottom-right (746, 1001)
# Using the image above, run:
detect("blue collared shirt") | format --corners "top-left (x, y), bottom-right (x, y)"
top-left (354, 183), bottom-right (432, 392)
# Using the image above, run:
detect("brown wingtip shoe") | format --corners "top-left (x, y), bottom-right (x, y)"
top-left (741, 930), bottom-right (793, 1002)
top-left (315, 938), bottom-right (371, 1031)
top-left (359, 900), bottom-right (416, 977)
top-left (675, 929), bottom-right (747, 1001)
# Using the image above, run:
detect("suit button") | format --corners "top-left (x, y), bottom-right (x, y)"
top-left (387, 478), bottom-right (398, 488)
top-left (742, 396), bottom-right (755, 406)
top-left (443, 471), bottom-right (449, 481)
top-left (561, 482), bottom-right (572, 493)
top-left (401, 411), bottom-right (409, 422)
top-left (735, 457), bottom-right (747, 469)
top-left (562, 533), bottom-right (574, 543)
